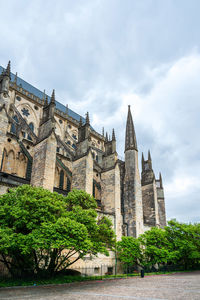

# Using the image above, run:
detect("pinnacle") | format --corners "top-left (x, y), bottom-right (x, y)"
top-left (50, 89), bottom-right (55, 103)
top-left (112, 128), bottom-right (116, 141)
top-left (125, 105), bottom-right (138, 151)
top-left (86, 112), bottom-right (90, 124)
top-left (5, 61), bottom-right (11, 78)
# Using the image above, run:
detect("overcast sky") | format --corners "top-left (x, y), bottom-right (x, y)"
top-left (0, 0), bottom-right (199, 223)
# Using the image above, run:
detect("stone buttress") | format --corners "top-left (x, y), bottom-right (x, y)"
top-left (101, 129), bottom-right (122, 241)
top-left (30, 90), bottom-right (57, 191)
top-left (141, 151), bottom-right (159, 227)
top-left (155, 173), bottom-right (167, 227)
top-left (0, 62), bottom-right (11, 169)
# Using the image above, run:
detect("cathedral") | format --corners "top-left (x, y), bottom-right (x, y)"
top-left (0, 61), bottom-right (166, 273)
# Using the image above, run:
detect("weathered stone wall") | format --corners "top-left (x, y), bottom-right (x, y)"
top-left (142, 182), bottom-right (159, 227)
top-left (157, 187), bottom-right (167, 227)
top-left (72, 151), bottom-right (93, 195)
top-left (124, 150), bottom-right (144, 238)
top-left (101, 163), bottom-right (122, 241)
top-left (30, 133), bottom-right (57, 191)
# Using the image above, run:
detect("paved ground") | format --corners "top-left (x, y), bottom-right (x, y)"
top-left (0, 271), bottom-right (200, 300)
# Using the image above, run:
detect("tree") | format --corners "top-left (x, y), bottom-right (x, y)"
top-left (139, 227), bottom-right (178, 269)
top-left (0, 185), bottom-right (115, 276)
top-left (117, 236), bottom-right (142, 269)
top-left (165, 220), bottom-right (200, 269)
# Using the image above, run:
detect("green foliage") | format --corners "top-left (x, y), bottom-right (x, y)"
top-left (165, 220), bottom-right (200, 269)
top-left (117, 221), bottom-right (200, 270)
top-left (139, 227), bottom-right (178, 267)
top-left (117, 236), bottom-right (142, 267)
top-left (0, 185), bottom-right (115, 276)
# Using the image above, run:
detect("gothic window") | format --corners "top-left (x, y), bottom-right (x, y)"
top-left (92, 152), bottom-right (95, 159)
top-left (66, 140), bottom-right (71, 145)
top-left (16, 96), bottom-right (21, 101)
top-left (21, 108), bottom-right (30, 117)
top-left (4, 150), bottom-right (15, 174)
top-left (57, 147), bottom-right (60, 153)
top-left (66, 177), bottom-right (71, 192)
top-left (59, 170), bottom-right (64, 189)
top-left (0, 149), bottom-right (6, 171)
top-left (27, 123), bottom-right (34, 141)
top-left (68, 124), bottom-right (71, 129)
top-left (96, 155), bottom-right (98, 162)
top-left (93, 180), bottom-right (95, 198)
top-left (72, 143), bottom-right (77, 150)
top-left (10, 115), bottom-right (19, 134)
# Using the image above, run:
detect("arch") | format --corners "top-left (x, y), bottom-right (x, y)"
top-left (4, 150), bottom-right (15, 174)
top-left (1, 148), bottom-right (7, 171)
top-left (17, 153), bottom-right (27, 178)
top-left (54, 167), bottom-right (60, 188)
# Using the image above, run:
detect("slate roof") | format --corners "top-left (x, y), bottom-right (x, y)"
top-left (0, 65), bottom-right (85, 123)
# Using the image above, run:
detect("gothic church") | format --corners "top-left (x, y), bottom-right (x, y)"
top-left (0, 61), bottom-right (166, 272)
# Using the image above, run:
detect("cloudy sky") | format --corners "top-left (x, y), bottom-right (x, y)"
top-left (0, 0), bottom-right (200, 223)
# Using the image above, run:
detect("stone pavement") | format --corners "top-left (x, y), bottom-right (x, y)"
top-left (0, 271), bottom-right (200, 300)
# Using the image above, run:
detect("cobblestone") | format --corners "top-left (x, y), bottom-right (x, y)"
top-left (0, 271), bottom-right (200, 300)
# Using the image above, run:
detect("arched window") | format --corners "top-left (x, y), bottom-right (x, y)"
top-left (4, 150), bottom-right (15, 174)
top-left (28, 122), bottom-right (34, 140)
top-left (66, 177), bottom-right (71, 192)
top-left (59, 170), bottom-right (64, 189)
top-left (10, 115), bottom-right (19, 134)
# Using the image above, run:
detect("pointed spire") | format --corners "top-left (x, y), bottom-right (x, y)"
top-left (66, 104), bottom-right (68, 114)
top-left (50, 89), bottom-right (55, 104)
top-left (112, 128), bottom-right (116, 141)
top-left (45, 95), bottom-right (48, 106)
top-left (148, 150), bottom-right (152, 161)
top-left (102, 127), bottom-right (104, 137)
top-left (125, 105), bottom-right (138, 151)
top-left (86, 112), bottom-right (90, 125)
top-left (105, 132), bottom-right (108, 142)
top-left (159, 172), bottom-right (163, 188)
top-left (5, 61), bottom-right (11, 78)
top-left (142, 152), bottom-right (145, 169)
top-left (14, 72), bottom-right (18, 85)
top-left (79, 116), bottom-right (83, 127)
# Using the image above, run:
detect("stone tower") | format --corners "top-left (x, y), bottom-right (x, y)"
top-left (123, 105), bottom-right (144, 237)
top-left (141, 151), bottom-right (159, 227)
top-left (155, 173), bottom-right (167, 227)
top-left (30, 90), bottom-right (57, 191)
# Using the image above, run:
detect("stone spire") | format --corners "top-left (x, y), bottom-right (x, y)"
top-left (102, 127), bottom-right (104, 137)
top-left (148, 150), bottom-right (151, 161)
top-left (86, 112), bottom-right (90, 125)
top-left (50, 89), bottom-right (55, 104)
top-left (159, 172), bottom-right (163, 188)
top-left (14, 72), bottom-right (18, 85)
top-left (148, 150), bottom-right (152, 169)
top-left (112, 128), bottom-right (116, 141)
top-left (105, 132), bottom-right (108, 142)
top-left (45, 95), bottom-right (48, 106)
top-left (125, 105), bottom-right (137, 152)
top-left (79, 116), bottom-right (83, 128)
top-left (4, 61), bottom-right (11, 78)
top-left (142, 152), bottom-right (145, 169)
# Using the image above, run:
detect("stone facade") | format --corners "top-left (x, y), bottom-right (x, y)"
top-left (0, 62), bottom-right (167, 274)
